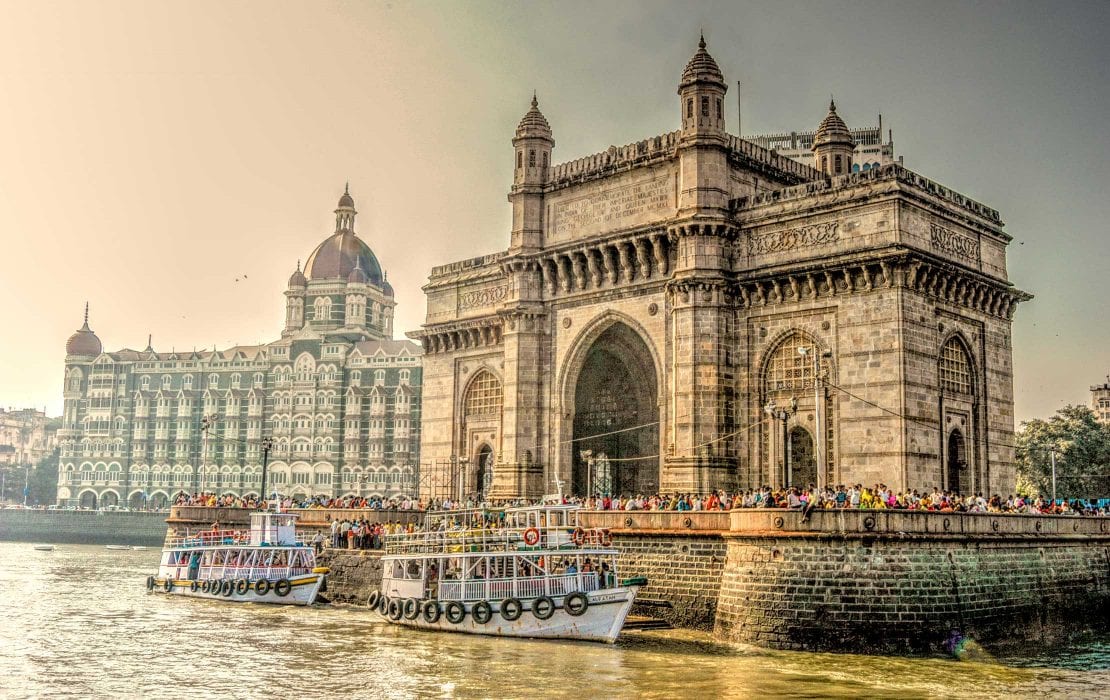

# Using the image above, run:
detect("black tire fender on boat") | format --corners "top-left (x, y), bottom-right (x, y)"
top-left (200, 580), bottom-right (209, 593)
top-left (255, 578), bottom-right (272, 595)
top-left (403, 598), bottom-right (421, 620)
top-left (445, 600), bottom-right (466, 624)
top-left (221, 579), bottom-right (234, 597)
top-left (500, 597), bottom-right (523, 621)
top-left (378, 595), bottom-right (389, 616)
top-left (190, 580), bottom-right (199, 592)
top-left (146, 575), bottom-right (155, 591)
top-left (163, 578), bottom-right (173, 593)
top-left (564, 592), bottom-right (589, 617)
top-left (274, 578), bottom-right (292, 597)
top-left (532, 595), bottom-right (555, 620)
top-left (422, 600), bottom-right (441, 624)
top-left (387, 598), bottom-right (404, 621)
top-left (472, 600), bottom-right (493, 624)
top-left (235, 579), bottom-right (250, 595)
top-left (367, 590), bottom-right (381, 609)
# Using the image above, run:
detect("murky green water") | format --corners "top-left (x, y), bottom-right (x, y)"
top-left (0, 542), bottom-right (1106, 699)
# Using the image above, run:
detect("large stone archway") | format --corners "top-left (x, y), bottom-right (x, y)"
top-left (569, 322), bottom-right (659, 496)
top-left (789, 426), bottom-right (816, 488)
top-left (947, 428), bottom-right (968, 494)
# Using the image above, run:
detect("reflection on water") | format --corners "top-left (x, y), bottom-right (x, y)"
top-left (0, 543), bottom-right (1107, 699)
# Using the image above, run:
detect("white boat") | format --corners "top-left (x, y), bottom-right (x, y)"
top-left (33, 545), bottom-right (55, 552)
top-left (105, 545), bottom-right (131, 551)
top-left (130, 546), bottom-right (149, 551)
top-left (371, 504), bottom-right (646, 643)
top-left (146, 511), bottom-right (327, 606)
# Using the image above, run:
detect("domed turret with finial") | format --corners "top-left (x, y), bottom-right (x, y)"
top-left (678, 34), bottom-right (728, 139)
top-left (513, 92), bottom-right (554, 187)
top-left (812, 99), bottom-right (855, 177)
top-left (65, 303), bottom-right (102, 357)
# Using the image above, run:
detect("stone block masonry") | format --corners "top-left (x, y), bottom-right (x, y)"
top-left (317, 549), bottom-right (383, 605)
top-left (580, 510), bottom-right (1110, 653)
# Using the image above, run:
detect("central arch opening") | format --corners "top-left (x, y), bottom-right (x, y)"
top-left (572, 323), bottom-right (659, 496)
top-left (475, 443), bottom-right (493, 498)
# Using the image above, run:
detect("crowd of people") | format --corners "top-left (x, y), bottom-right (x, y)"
top-left (172, 486), bottom-right (1109, 517)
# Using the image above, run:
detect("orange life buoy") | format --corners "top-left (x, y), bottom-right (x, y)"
top-left (523, 528), bottom-right (540, 546)
top-left (572, 527), bottom-right (586, 546)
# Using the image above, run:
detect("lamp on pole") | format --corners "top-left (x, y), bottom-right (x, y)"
top-left (458, 457), bottom-right (469, 501)
top-left (1049, 448), bottom-right (1058, 505)
top-left (580, 449), bottom-right (594, 498)
top-left (764, 397), bottom-right (798, 488)
top-left (799, 346), bottom-right (831, 493)
top-left (200, 413), bottom-right (218, 496)
top-left (259, 436), bottom-right (273, 507)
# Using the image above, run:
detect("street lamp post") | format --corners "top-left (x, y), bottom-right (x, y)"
top-left (764, 398), bottom-right (798, 488)
top-left (799, 346), bottom-right (831, 493)
top-left (200, 413), bottom-right (218, 496)
top-left (580, 449), bottom-right (594, 498)
top-left (259, 437), bottom-right (273, 507)
top-left (1050, 448), bottom-right (1058, 505)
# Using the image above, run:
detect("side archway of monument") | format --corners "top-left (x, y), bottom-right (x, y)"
top-left (555, 311), bottom-right (664, 497)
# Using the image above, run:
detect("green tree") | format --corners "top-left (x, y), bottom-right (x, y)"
top-left (1016, 405), bottom-right (1110, 500)
top-left (29, 448), bottom-right (60, 505)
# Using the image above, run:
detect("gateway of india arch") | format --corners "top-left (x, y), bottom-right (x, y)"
top-left (413, 38), bottom-right (1031, 501)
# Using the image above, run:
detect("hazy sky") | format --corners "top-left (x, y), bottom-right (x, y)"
top-left (1, 0), bottom-right (1107, 422)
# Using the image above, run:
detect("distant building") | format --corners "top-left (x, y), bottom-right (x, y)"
top-left (1091, 379), bottom-right (1110, 423)
top-left (0, 408), bottom-right (58, 466)
top-left (747, 123), bottom-right (900, 172)
top-left (57, 190), bottom-right (423, 509)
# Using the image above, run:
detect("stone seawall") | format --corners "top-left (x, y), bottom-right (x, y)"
top-left (317, 549), bottom-right (384, 605)
top-left (0, 510), bottom-right (168, 546)
top-left (579, 509), bottom-right (1110, 652)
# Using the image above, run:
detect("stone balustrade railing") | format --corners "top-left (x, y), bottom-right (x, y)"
top-left (576, 508), bottom-right (1109, 537)
top-left (166, 506), bottom-right (425, 531)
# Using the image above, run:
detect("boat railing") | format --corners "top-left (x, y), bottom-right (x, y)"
top-left (165, 531), bottom-right (312, 549)
top-left (161, 565), bottom-right (313, 581)
top-left (436, 572), bottom-right (600, 602)
top-left (385, 525), bottom-right (611, 555)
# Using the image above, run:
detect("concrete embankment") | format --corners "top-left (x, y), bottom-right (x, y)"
top-left (0, 510), bottom-right (168, 546)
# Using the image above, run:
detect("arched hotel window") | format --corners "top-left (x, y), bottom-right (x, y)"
top-left (464, 370), bottom-right (502, 418)
top-left (528, 149), bottom-right (536, 167)
top-left (700, 96), bottom-right (709, 117)
top-left (940, 338), bottom-right (972, 395)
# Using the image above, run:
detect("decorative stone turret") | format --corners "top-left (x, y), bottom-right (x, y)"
top-left (284, 261), bottom-right (306, 333)
top-left (678, 35), bottom-right (727, 141)
top-left (345, 261), bottom-right (368, 328)
top-left (335, 182), bottom-right (356, 232)
top-left (812, 99), bottom-right (855, 177)
top-left (509, 93), bottom-right (553, 251)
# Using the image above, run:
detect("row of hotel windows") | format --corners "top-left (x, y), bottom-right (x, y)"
top-left (61, 471), bottom-right (414, 486)
top-left (70, 369), bottom-right (413, 393)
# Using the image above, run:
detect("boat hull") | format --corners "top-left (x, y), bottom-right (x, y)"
top-left (149, 574), bottom-right (324, 606)
top-left (378, 587), bottom-right (639, 643)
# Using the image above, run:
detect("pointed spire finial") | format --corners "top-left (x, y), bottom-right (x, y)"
top-left (830, 95), bottom-right (836, 112)
top-left (699, 32), bottom-right (706, 49)
top-left (344, 181), bottom-right (349, 195)
top-left (531, 90), bottom-right (538, 108)
top-left (296, 259), bottom-right (301, 272)
top-left (83, 301), bottom-right (89, 326)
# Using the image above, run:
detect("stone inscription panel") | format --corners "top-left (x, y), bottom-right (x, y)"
top-left (550, 175), bottom-right (672, 242)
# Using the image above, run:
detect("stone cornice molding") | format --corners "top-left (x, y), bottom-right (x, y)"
top-left (731, 253), bottom-right (1031, 320)
top-left (412, 317), bottom-right (504, 354)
